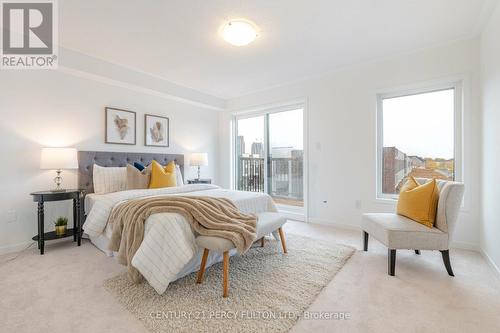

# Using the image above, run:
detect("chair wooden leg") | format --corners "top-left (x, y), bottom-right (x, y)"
top-left (196, 249), bottom-right (209, 284)
top-left (278, 227), bottom-right (288, 253)
top-left (363, 231), bottom-right (369, 251)
top-left (223, 251), bottom-right (229, 297)
top-left (440, 250), bottom-right (454, 276)
top-left (261, 237), bottom-right (265, 247)
top-left (388, 249), bottom-right (396, 276)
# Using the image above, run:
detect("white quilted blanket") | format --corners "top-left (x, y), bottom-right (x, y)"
top-left (83, 184), bottom-right (278, 294)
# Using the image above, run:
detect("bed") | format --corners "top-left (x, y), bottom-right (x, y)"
top-left (78, 151), bottom-right (278, 294)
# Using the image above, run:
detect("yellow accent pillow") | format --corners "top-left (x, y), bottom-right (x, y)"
top-left (396, 177), bottom-right (439, 228)
top-left (149, 160), bottom-right (177, 189)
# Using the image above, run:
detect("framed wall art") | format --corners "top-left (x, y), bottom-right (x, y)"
top-left (145, 114), bottom-right (169, 147)
top-left (105, 107), bottom-right (136, 145)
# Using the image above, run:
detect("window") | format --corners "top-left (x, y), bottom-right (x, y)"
top-left (377, 83), bottom-right (462, 199)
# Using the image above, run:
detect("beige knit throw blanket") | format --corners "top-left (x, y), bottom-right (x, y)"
top-left (107, 196), bottom-right (257, 282)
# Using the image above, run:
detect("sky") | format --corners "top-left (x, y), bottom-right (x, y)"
top-left (383, 89), bottom-right (455, 159)
top-left (237, 109), bottom-right (303, 154)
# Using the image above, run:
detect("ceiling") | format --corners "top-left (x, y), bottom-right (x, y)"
top-left (59, 0), bottom-right (494, 99)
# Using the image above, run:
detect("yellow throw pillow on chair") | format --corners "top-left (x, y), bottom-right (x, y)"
top-left (149, 160), bottom-right (177, 188)
top-left (396, 177), bottom-right (439, 228)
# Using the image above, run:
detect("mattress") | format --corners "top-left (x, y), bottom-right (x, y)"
top-left (84, 193), bottom-right (98, 215)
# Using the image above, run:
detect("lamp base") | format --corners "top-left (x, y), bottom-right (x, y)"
top-left (53, 169), bottom-right (65, 192)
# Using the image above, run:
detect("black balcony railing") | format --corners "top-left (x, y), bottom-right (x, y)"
top-left (237, 156), bottom-right (303, 202)
top-left (238, 157), bottom-right (265, 192)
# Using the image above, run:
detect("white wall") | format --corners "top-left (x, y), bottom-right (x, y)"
top-left (480, 2), bottom-right (500, 270)
top-left (0, 36), bottom-right (487, 254)
top-left (0, 66), bottom-right (220, 253)
top-left (221, 38), bottom-right (482, 249)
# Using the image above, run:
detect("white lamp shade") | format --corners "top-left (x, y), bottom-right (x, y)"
top-left (190, 153), bottom-right (208, 167)
top-left (40, 148), bottom-right (78, 170)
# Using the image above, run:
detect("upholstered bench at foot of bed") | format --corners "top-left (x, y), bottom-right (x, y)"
top-left (195, 212), bottom-right (287, 297)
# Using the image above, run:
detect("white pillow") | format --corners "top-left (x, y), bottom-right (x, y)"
top-left (93, 164), bottom-right (127, 194)
top-left (175, 164), bottom-right (184, 186)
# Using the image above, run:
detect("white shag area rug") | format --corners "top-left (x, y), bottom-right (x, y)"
top-left (104, 234), bottom-right (355, 333)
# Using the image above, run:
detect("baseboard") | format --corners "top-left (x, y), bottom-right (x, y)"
top-left (279, 210), bottom-right (305, 222)
top-left (306, 218), bottom-right (361, 231)
top-left (0, 241), bottom-right (34, 256)
top-left (480, 248), bottom-right (500, 281)
top-left (450, 241), bottom-right (480, 251)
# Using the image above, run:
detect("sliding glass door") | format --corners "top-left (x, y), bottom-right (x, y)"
top-left (235, 107), bottom-right (304, 209)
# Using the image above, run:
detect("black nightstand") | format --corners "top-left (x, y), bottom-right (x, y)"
top-left (30, 189), bottom-right (84, 255)
top-left (187, 179), bottom-right (212, 184)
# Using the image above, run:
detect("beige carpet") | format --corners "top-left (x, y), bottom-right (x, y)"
top-left (103, 234), bottom-right (355, 333)
top-left (2, 221), bottom-right (500, 333)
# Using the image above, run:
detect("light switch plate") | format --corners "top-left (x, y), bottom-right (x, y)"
top-left (355, 200), bottom-right (362, 210)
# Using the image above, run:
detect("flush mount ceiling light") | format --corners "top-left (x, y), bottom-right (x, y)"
top-left (221, 19), bottom-right (258, 46)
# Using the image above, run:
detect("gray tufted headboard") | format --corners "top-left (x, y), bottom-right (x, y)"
top-left (78, 151), bottom-right (184, 194)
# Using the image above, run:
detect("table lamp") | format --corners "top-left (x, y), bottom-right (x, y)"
top-left (190, 153), bottom-right (208, 180)
top-left (40, 147), bottom-right (78, 191)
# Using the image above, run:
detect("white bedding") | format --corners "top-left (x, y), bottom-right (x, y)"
top-left (83, 184), bottom-right (277, 294)
top-left (84, 193), bottom-right (98, 215)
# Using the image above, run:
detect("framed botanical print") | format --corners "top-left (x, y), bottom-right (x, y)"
top-left (145, 114), bottom-right (169, 147)
top-left (105, 107), bottom-right (136, 145)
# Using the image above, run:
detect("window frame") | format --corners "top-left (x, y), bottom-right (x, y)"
top-left (376, 81), bottom-right (463, 200)
top-left (231, 100), bottom-right (307, 218)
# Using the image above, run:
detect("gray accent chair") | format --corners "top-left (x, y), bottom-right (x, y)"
top-left (361, 179), bottom-right (464, 276)
top-left (195, 212), bottom-right (287, 297)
